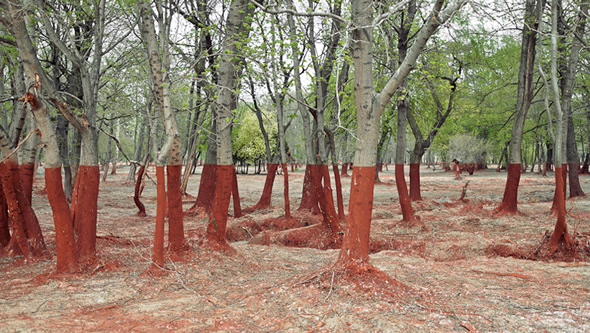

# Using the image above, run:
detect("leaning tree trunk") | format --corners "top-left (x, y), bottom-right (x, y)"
top-left (25, 92), bottom-right (78, 273)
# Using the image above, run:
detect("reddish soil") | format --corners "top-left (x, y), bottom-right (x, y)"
top-left (1, 165), bottom-right (589, 331)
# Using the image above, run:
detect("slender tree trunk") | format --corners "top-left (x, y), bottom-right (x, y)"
top-left (496, 0), bottom-right (544, 215)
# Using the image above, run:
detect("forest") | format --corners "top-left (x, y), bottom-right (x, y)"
top-left (1, 0), bottom-right (589, 331)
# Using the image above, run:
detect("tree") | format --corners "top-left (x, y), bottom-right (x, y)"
top-left (495, 0), bottom-right (545, 215)
top-left (137, 0), bottom-right (185, 267)
top-left (205, 0), bottom-right (256, 251)
top-left (337, 0), bottom-right (467, 268)
top-left (408, 52), bottom-right (461, 201)
top-left (547, 0), bottom-right (588, 252)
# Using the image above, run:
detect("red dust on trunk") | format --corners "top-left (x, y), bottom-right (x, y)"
top-left (244, 163), bottom-right (278, 213)
top-left (231, 168), bottom-right (242, 218)
top-left (281, 163), bottom-right (291, 218)
top-left (395, 164), bottom-right (416, 223)
top-left (495, 163), bottom-right (521, 215)
top-left (0, 182), bottom-right (9, 247)
top-left (332, 164), bottom-right (345, 221)
top-left (340, 163), bottom-right (350, 177)
top-left (313, 165), bottom-right (342, 233)
top-left (45, 167), bottom-right (78, 273)
top-left (409, 163), bottom-right (422, 201)
top-left (338, 166), bottom-right (375, 264)
top-left (73, 165), bottom-right (100, 262)
top-left (186, 163), bottom-right (216, 216)
top-left (298, 165), bottom-right (319, 213)
top-left (9, 162), bottom-right (46, 255)
top-left (134, 165), bottom-right (147, 217)
top-left (205, 165), bottom-right (235, 254)
top-left (20, 163), bottom-right (35, 204)
top-left (549, 165), bottom-right (573, 252)
top-left (166, 165), bottom-right (185, 252)
top-left (152, 166), bottom-right (166, 267)
top-left (0, 163), bottom-right (31, 257)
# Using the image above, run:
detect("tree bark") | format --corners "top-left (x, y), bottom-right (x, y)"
top-left (337, 0), bottom-right (466, 266)
top-left (205, 0), bottom-right (256, 250)
top-left (497, 0), bottom-right (544, 214)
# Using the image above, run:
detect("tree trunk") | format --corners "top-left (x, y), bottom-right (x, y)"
top-left (337, 0), bottom-right (465, 266)
top-left (497, 0), bottom-right (544, 214)
top-left (246, 163), bottom-right (278, 212)
top-left (138, 0), bottom-right (185, 264)
top-left (231, 167), bottom-right (242, 218)
top-left (0, 182), bottom-right (10, 248)
top-left (25, 92), bottom-right (77, 272)
top-left (205, 0), bottom-right (256, 250)
top-left (186, 120), bottom-right (217, 215)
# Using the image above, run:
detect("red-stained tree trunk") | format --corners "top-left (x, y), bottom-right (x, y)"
top-left (0, 163), bottom-right (31, 257)
top-left (298, 165), bottom-right (319, 213)
top-left (20, 163), bottom-right (35, 204)
top-left (246, 163), bottom-right (278, 212)
top-left (337, 0), bottom-right (465, 268)
top-left (333, 164), bottom-right (345, 221)
top-left (341, 163), bottom-right (349, 177)
top-left (395, 164), bottom-right (415, 222)
top-left (152, 166), bottom-right (166, 267)
top-left (138, 0), bottom-right (186, 265)
top-left (549, 165), bottom-right (572, 251)
top-left (497, 0), bottom-right (544, 214)
top-left (204, 0), bottom-right (256, 251)
top-left (206, 165), bottom-right (234, 250)
top-left (134, 165), bottom-right (147, 217)
top-left (496, 164), bottom-right (521, 214)
top-left (409, 163), bottom-right (421, 201)
top-left (281, 163), bottom-right (291, 218)
top-left (45, 168), bottom-right (78, 272)
top-left (167, 165), bottom-right (184, 251)
top-left (186, 123), bottom-right (217, 216)
top-left (339, 166), bottom-right (375, 263)
top-left (0, 127), bottom-right (46, 256)
top-left (73, 165), bottom-right (100, 260)
top-left (232, 167), bottom-right (242, 218)
top-left (316, 165), bottom-right (342, 233)
top-left (0, 183), bottom-right (9, 247)
top-left (8, 162), bottom-right (46, 254)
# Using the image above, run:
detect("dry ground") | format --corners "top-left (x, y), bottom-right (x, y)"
top-left (1, 165), bottom-right (589, 332)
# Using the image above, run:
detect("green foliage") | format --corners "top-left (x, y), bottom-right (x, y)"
top-left (449, 134), bottom-right (490, 164)
top-left (232, 106), bottom-right (277, 164)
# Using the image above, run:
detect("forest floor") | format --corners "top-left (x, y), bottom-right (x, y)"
top-left (1, 164), bottom-right (590, 332)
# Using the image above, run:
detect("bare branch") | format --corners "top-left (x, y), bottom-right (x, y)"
top-left (249, 0), bottom-right (348, 24)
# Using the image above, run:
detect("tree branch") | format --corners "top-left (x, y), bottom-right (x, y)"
top-left (249, 0), bottom-right (347, 23)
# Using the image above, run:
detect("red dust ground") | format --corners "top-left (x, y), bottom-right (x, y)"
top-left (1, 165), bottom-right (590, 331)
